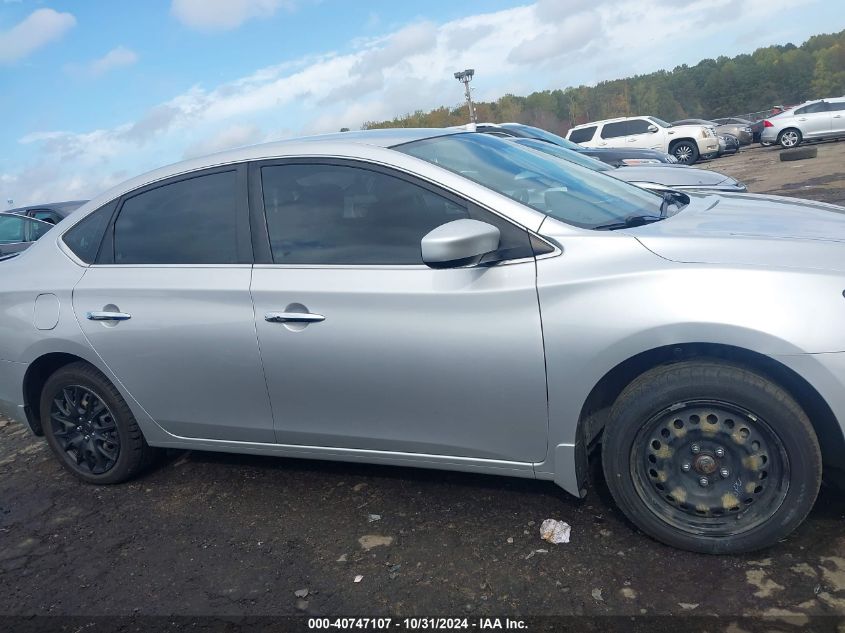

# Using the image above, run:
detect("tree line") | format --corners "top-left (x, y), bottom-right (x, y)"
top-left (362, 29), bottom-right (845, 135)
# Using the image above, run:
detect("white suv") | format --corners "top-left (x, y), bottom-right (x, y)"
top-left (566, 116), bottom-right (720, 164)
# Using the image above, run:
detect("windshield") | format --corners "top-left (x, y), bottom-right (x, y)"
top-left (648, 117), bottom-right (671, 128)
top-left (395, 133), bottom-right (664, 230)
top-left (511, 138), bottom-right (613, 172)
top-left (502, 124), bottom-right (584, 151)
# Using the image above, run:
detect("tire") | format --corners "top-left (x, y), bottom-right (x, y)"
top-left (780, 146), bottom-right (818, 161)
top-left (41, 361), bottom-right (157, 484)
top-left (778, 128), bottom-right (802, 148)
top-left (602, 360), bottom-right (821, 554)
top-left (671, 141), bottom-right (699, 164)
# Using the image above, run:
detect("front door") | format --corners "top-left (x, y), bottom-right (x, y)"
top-left (73, 167), bottom-right (274, 443)
top-left (794, 101), bottom-right (831, 138)
top-left (625, 118), bottom-right (663, 150)
top-left (249, 160), bottom-right (549, 462)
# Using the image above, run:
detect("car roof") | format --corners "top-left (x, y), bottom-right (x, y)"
top-left (77, 128), bottom-right (462, 214)
top-left (6, 200), bottom-right (88, 215)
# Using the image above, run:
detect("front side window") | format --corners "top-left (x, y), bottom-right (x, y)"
top-left (601, 121), bottom-right (629, 139)
top-left (260, 163), bottom-right (533, 265)
top-left (568, 126), bottom-right (597, 143)
top-left (396, 133), bottom-right (664, 230)
top-left (627, 119), bottom-right (653, 134)
top-left (113, 170), bottom-right (239, 265)
top-left (795, 102), bottom-right (828, 114)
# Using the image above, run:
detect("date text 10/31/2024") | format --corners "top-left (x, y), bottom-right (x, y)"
top-left (307, 618), bottom-right (528, 630)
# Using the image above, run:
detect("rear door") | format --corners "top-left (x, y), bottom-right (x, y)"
top-left (596, 121), bottom-right (629, 148)
top-left (794, 101), bottom-right (831, 138)
top-left (73, 166), bottom-right (274, 442)
top-left (249, 159), bottom-right (550, 462)
top-left (829, 100), bottom-right (845, 136)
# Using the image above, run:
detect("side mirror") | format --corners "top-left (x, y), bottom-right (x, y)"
top-left (647, 125), bottom-right (659, 133)
top-left (421, 219), bottom-right (500, 269)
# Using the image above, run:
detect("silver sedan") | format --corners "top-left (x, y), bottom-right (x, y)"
top-left (2, 129), bottom-right (844, 554)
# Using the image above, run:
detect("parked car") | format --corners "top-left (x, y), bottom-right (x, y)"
top-left (674, 118), bottom-right (752, 146)
top-left (567, 116), bottom-right (720, 164)
top-left (712, 117), bottom-right (762, 143)
top-left (472, 122), bottom-right (679, 166)
top-left (718, 133), bottom-right (740, 156)
top-left (7, 200), bottom-right (87, 225)
top-left (0, 212), bottom-right (54, 257)
top-left (509, 137), bottom-right (747, 192)
top-left (3, 129), bottom-right (844, 555)
top-left (761, 98), bottom-right (845, 147)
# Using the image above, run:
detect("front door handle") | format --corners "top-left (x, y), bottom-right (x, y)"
top-left (265, 312), bottom-right (325, 324)
top-left (87, 311), bottom-right (132, 321)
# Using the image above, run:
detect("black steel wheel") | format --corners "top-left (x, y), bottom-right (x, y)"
top-left (602, 360), bottom-right (822, 554)
top-left (41, 361), bottom-right (157, 484)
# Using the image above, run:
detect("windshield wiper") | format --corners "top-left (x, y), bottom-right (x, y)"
top-left (592, 214), bottom-right (663, 231)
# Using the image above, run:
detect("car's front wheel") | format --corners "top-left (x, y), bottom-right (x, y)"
top-left (671, 141), bottom-right (699, 164)
top-left (778, 128), bottom-right (802, 148)
top-left (41, 362), bottom-right (156, 484)
top-left (602, 360), bottom-right (821, 554)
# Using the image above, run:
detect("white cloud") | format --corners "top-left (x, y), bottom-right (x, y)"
top-left (0, 8), bottom-right (76, 64)
top-left (183, 124), bottom-right (266, 158)
top-left (88, 46), bottom-right (139, 76)
top-left (170, 0), bottom-right (294, 31)
top-left (3, 0), bottom-right (823, 205)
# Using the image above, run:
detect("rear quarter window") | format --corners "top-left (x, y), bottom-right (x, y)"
top-left (62, 202), bottom-right (115, 263)
top-left (568, 126), bottom-right (597, 143)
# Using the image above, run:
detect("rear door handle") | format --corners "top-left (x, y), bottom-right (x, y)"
top-left (265, 312), bottom-right (325, 324)
top-left (87, 311), bottom-right (131, 321)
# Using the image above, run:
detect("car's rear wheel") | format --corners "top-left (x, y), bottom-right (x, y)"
top-left (41, 362), bottom-right (156, 484)
top-left (602, 360), bottom-right (821, 554)
top-left (778, 128), bottom-right (802, 148)
top-left (671, 141), bottom-right (699, 164)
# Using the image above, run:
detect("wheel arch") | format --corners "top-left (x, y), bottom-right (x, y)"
top-left (23, 352), bottom-right (94, 435)
top-left (576, 342), bottom-right (844, 476)
top-left (668, 137), bottom-right (697, 150)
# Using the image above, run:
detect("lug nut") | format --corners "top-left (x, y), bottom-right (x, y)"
top-left (720, 468), bottom-right (730, 479)
top-left (699, 477), bottom-right (709, 487)
top-left (691, 444), bottom-right (701, 454)
top-left (682, 463), bottom-right (691, 472)
top-left (715, 447), bottom-right (725, 457)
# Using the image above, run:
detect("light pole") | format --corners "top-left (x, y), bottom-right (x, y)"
top-left (454, 69), bottom-right (476, 124)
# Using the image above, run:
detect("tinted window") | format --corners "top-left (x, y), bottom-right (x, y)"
top-left (627, 119), bottom-right (653, 134)
top-left (0, 215), bottom-right (50, 244)
top-left (30, 210), bottom-right (61, 224)
top-left (63, 202), bottom-right (114, 263)
top-left (795, 102), bottom-right (828, 114)
top-left (114, 171), bottom-right (239, 265)
top-left (828, 101), bottom-right (845, 111)
top-left (601, 121), bottom-right (629, 139)
top-left (568, 126), bottom-right (596, 143)
top-left (261, 163), bottom-right (533, 265)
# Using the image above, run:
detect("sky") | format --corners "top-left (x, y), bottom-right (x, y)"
top-left (1, 0), bottom-right (843, 206)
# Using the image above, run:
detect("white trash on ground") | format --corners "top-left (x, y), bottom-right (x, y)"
top-left (539, 519), bottom-right (571, 544)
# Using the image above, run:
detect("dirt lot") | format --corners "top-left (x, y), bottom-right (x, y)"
top-left (2, 143), bottom-right (845, 631)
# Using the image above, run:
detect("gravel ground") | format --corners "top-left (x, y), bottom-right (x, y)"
top-left (2, 144), bottom-right (845, 630)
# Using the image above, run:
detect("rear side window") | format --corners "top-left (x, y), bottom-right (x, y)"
top-left (600, 121), bottom-right (629, 139)
top-left (829, 101), bottom-right (845, 111)
top-left (62, 202), bottom-right (114, 263)
top-left (568, 126), bottom-right (596, 143)
top-left (113, 170), bottom-right (239, 265)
